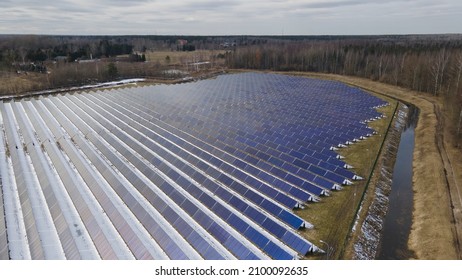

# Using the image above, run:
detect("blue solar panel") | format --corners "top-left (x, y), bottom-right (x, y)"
top-left (278, 210), bottom-right (304, 229)
top-left (226, 214), bottom-right (249, 233)
top-left (161, 206), bottom-right (179, 223)
top-left (245, 189), bottom-right (265, 205)
top-left (324, 172), bottom-right (345, 183)
top-left (207, 222), bottom-right (229, 243)
top-left (243, 227), bottom-right (270, 249)
top-left (288, 187), bottom-right (311, 201)
top-left (281, 232), bottom-right (312, 255)
top-left (229, 181), bottom-right (248, 195)
top-left (211, 201), bottom-right (232, 220)
top-left (275, 193), bottom-right (298, 208)
top-left (313, 176), bottom-right (336, 189)
top-left (191, 171), bottom-right (207, 184)
top-left (301, 181), bottom-right (324, 195)
top-left (273, 179), bottom-right (291, 193)
top-left (180, 199), bottom-right (199, 216)
top-left (285, 173), bottom-right (304, 186)
top-left (198, 193), bottom-right (216, 209)
top-left (264, 241), bottom-right (294, 260)
top-left (166, 244), bottom-right (189, 260)
top-left (188, 231), bottom-right (224, 260)
top-left (268, 156), bottom-right (284, 167)
top-left (308, 165), bottom-right (328, 177)
top-left (258, 184), bottom-right (279, 198)
top-left (262, 219), bottom-right (286, 239)
top-left (218, 174), bottom-right (233, 185)
top-left (260, 199), bottom-right (282, 217)
top-left (293, 159), bottom-right (310, 169)
top-left (230, 196), bottom-right (248, 212)
top-left (169, 189), bottom-right (185, 205)
top-left (244, 206), bottom-right (267, 224)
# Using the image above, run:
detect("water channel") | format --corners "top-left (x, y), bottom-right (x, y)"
top-left (377, 105), bottom-right (419, 259)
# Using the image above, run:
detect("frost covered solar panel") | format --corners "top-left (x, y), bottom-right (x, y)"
top-left (0, 72), bottom-right (388, 259)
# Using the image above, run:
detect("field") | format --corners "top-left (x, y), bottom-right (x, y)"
top-left (145, 50), bottom-right (226, 67)
top-left (0, 71), bottom-right (47, 96)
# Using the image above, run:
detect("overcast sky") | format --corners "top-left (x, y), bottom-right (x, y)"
top-left (1, 0), bottom-right (461, 35)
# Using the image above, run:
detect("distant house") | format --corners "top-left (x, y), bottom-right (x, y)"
top-left (220, 42), bottom-right (236, 49)
top-left (76, 58), bottom-right (98, 63)
top-left (177, 39), bottom-right (188, 47)
top-left (177, 39), bottom-right (195, 51)
top-left (54, 56), bottom-right (68, 63)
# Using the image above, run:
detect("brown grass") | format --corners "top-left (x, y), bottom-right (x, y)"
top-left (0, 72), bottom-right (46, 96)
top-left (145, 50), bottom-right (225, 66)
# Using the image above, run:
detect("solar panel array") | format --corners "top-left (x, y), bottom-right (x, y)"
top-left (0, 72), bottom-right (388, 260)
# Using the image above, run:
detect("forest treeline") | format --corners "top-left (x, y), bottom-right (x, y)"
top-left (226, 38), bottom-right (462, 95)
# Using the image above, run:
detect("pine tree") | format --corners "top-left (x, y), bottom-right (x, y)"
top-left (107, 62), bottom-right (118, 79)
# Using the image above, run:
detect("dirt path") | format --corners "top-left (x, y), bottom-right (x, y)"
top-left (434, 104), bottom-right (462, 259)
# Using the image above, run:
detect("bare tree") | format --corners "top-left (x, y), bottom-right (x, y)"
top-left (453, 52), bottom-right (462, 92)
top-left (364, 55), bottom-right (370, 78)
top-left (378, 54), bottom-right (389, 81)
top-left (391, 54), bottom-right (401, 86)
top-left (17, 47), bottom-right (28, 64)
top-left (430, 48), bottom-right (450, 95)
top-left (457, 109), bottom-right (462, 148)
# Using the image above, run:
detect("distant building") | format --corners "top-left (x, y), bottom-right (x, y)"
top-left (219, 42), bottom-right (236, 49)
top-left (177, 39), bottom-right (195, 51)
top-left (76, 58), bottom-right (98, 63)
top-left (177, 39), bottom-right (188, 46)
top-left (54, 56), bottom-right (68, 62)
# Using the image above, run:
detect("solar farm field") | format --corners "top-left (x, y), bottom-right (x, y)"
top-left (0, 72), bottom-right (389, 260)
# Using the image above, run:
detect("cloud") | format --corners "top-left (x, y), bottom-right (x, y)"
top-left (177, 0), bottom-right (240, 11)
top-left (0, 0), bottom-right (460, 35)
